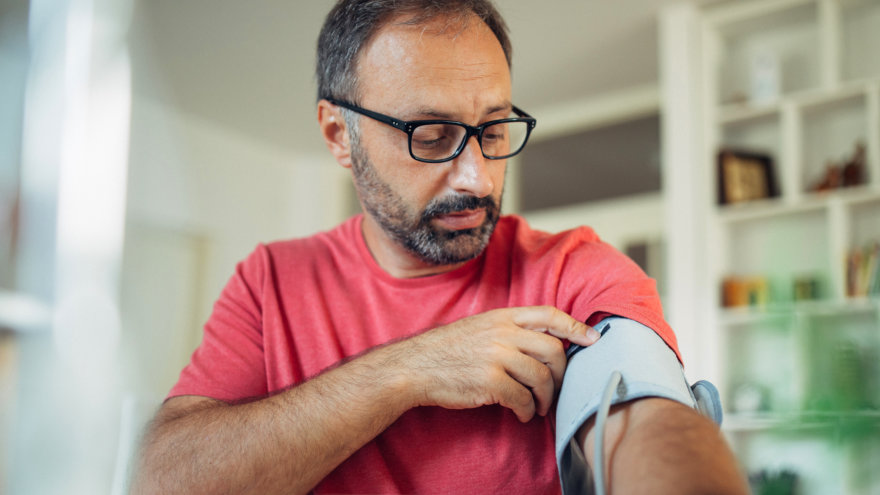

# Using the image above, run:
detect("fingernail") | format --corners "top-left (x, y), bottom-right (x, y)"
top-left (586, 327), bottom-right (601, 344)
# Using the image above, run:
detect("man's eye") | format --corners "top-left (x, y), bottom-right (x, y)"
top-left (412, 125), bottom-right (458, 149)
top-left (414, 137), bottom-right (446, 148)
top-left (482, 130), bottom-right (506, 142)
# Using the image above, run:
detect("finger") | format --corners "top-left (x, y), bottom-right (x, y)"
top-left (511, 306), bottom-right (600, 346)
top-left (507, 330), bottom-right (567, 389)
top-left (502, 352), bottom-right (556, 417)
top-left (493, 371), bottom-right (537, 423)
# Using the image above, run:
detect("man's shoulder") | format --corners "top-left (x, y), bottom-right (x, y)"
top-left (495, 215), bottom-right (602, 253)
top-left (492, 215), bottom-right (631, 278)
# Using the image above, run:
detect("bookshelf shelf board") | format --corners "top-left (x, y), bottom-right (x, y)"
top-left (796, 80), bottom-right (874, 111)
top-left (718, 306), bottom-right (794, 326)
top-left (719, 297), bottom-right (880, 326)
top-left (716, 197), bottom-right (824, 223)
top-left (704, 0), bottom-right (813, 30)
top-left (724, 410), bottom-right (880, 433)
top-left (718, 102), bottom-right (781, 126)
top-left (717, 77), bottom-right (880, 126)
top-left (723, 413), bottom-right (791, 433)
top-left (716, 186), bottom-right (880, 224)
top-left (802, 186), bottom-right (880, 214)
top-left (827, 185), bottom-right (880, 207)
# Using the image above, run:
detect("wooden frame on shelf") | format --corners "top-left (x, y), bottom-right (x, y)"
top-left (718, 149), bottom-right (779, 205)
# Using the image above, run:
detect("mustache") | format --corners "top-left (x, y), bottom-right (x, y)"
top-left (422, 194), bottom-right (498, 219)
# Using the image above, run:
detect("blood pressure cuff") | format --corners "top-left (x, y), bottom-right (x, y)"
top-left (555, 316), bottom-right (698, 493)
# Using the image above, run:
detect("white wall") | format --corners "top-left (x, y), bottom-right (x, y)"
top-left (124, 96), bottom-right (347, 338)
top-left (119, 93), bottom-right (350, 426)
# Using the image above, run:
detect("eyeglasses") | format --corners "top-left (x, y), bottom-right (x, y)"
top-left (324, 97), bottom-right (536, 164)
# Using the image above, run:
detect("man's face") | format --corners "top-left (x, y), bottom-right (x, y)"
top-left (348, 14), bottom-right (512, 268)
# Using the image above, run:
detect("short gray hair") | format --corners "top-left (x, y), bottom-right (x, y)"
top-left (316, 0), bottom-right (512, 105)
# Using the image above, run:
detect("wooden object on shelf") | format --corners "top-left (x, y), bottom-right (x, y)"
top-left (810, 141), bottom-right (867, 192)
top-left (718, 149), bottom-right (778, 205)
top-left (722, 276), bottom-right (770, 308)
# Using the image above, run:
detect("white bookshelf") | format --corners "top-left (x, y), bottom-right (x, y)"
top-left (662, 1), bottom-right (880, 493)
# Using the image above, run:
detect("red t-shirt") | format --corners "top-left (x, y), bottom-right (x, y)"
top-left (170, 214), bottom-right (677, 494)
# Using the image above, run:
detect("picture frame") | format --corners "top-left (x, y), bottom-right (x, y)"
top-left (717, 149), bottom-right (778, 205)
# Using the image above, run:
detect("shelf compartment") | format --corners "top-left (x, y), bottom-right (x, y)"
top-left (719, 111), bottom-right (782, 156)
top-left (727, 418), bottom-right (849, 495)
top-left (723, 316), bottom-right (802, 414)
top-left (841, 0), bottom-right (880, 83)
top-left (802, 92), bottom-right (870, 193)
top-left (725, 209), bottom-right (830, 304)
top-left (849, 195), bottom-right (880, 248)
top-left (801, 310), bottom-right (880, 412)
top-left (714, 1), bottom-right (820, 106)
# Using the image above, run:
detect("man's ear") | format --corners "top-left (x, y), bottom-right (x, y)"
top-left (317, 99), bottom-right (353, 169)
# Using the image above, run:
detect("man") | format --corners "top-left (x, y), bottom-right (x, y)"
top-left (134, 1), bottom-right (747, 494)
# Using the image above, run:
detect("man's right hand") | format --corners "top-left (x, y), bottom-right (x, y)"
top-left (134, 306), bottom-right (597, 494)
top-left (390, 306), bottom-right (600, 422)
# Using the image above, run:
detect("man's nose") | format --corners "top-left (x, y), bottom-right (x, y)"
top-left (447, 136), bottom-right (495, 198)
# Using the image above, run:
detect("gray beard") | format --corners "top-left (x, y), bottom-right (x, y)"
top-left (350, 146), bottom-right (501, 266)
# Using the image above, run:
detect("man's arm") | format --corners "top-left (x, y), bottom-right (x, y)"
top-left (555, 317), bottom-right (748, 494)
top-left (133, 343), bottom-right (414, 495)
top-left (132, 306), bottom-right (599, 495)
top-left (577, 398), bottom-right (749, 494)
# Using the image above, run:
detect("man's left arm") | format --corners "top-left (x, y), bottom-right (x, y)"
top-left (555, 317), bottom-right (748, 494)
top-left (577, 398), bottom-right (748, 494)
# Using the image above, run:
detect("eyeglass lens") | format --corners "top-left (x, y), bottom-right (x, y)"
top-left (410, 121), bottom-right (530, 161)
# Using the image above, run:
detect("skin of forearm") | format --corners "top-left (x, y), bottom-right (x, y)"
top-left (578, 398), bottom-right (748, 495)
top-left (133, 344), bottom-right (416, 495)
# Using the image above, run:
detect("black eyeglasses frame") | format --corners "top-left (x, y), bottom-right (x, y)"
top-left (324, 97), bottom-right (537, 164)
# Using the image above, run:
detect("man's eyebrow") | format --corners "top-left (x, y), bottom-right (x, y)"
top-left (411, 102), bottom-right (513, 121)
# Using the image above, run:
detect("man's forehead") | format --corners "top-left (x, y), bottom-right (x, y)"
top-left (363, 13), bottom-right (500, 62)
top-left (387, 12), bottom-right (480, 40)
top-left (356, 12), bottom-right (511, 113)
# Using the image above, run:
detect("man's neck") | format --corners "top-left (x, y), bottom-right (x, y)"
top-left (360, 215), bottom-right (467, 279)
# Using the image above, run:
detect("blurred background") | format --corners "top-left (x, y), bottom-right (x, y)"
top-left (1, 0), bottom-right (878, 493)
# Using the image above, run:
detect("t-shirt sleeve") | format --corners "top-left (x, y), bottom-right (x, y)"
top-left (557, 233), bottom-right (680, 362)
top-left (167, 245), bottom-right (269, 402)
